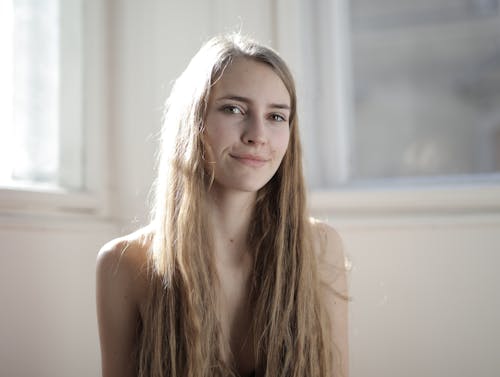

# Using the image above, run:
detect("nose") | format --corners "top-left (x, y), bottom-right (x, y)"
top-left (242, 114), bottom-right (267, 145)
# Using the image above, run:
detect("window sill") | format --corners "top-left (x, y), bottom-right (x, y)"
top-left (0, 186), bottom-right (104, 213)
top-left (310, 183), bottom-right (500, 216)
top-left (0, 187), bottom-right (115, 232)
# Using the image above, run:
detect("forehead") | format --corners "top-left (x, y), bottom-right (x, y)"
top-left (211, 57), bottom-right (290, 105)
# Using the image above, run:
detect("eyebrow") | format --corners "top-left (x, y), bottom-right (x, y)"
top-left (216, 95), bottom-right (291, 110)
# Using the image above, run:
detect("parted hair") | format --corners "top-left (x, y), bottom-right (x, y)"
top-left (138, 33), bottom-right (336, 377)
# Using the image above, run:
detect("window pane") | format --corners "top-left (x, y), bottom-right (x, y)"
top-left (14, 0), bottom-right (59, 184)
top-left (350, 0), bottom-right (500, 181)
top-left (0, 0), bottom-right (83, 190)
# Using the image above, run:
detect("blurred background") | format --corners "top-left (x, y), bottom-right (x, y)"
top-left (0, 0), bottom-right (499, 376)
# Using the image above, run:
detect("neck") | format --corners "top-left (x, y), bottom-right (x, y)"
top-left (208, 186), bottom-right (256, 266)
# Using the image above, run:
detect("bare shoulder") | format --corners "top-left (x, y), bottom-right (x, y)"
top-left (309, 218), bottom-right (345, 270)
top-left (309, 218), bottom-right (349, 298)
top-left (96, 226), bottom-right (153, 309)
top-left (309, 218), bottom-right (350, 376)
top-left (96, 226), bottom-right (153, 376)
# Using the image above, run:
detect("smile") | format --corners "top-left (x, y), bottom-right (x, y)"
top-left (230, 153), bottom-right (270, 167)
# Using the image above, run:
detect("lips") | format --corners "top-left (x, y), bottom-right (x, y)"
top-left (230, 153), bottom-right (270, 167)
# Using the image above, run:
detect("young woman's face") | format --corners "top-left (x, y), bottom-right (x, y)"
top-left (204, 57), bottom-right (291, 194)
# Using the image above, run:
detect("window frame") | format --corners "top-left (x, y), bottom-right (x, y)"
top-left (275, 0), bottom-right (500, 215)
top-left (0, 0), bottom-right (110, 220)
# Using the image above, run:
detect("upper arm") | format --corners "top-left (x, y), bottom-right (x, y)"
top-left (96, 241), bottom-right (141, 377)
top-left (314, 222), bottom-right (349, 377)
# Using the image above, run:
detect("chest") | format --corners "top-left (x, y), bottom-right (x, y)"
top-left (217, 262), bottom-right (257, 377)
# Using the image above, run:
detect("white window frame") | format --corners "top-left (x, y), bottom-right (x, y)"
top-left (0, 0), bottom-right (110, 222)
top-left (275, 0), bottom-right (500, 216)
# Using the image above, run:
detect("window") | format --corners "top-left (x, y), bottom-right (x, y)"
top-left (275, 0), bottom-right (500, 213)
top-left (349, 0), bottom-right (500, 183)
top-left (0, 0), bottom-right (107, 216)
top-left (278, 0), bottom-right (500, 186)
top-left (0, 0), bottom-right (83, 191)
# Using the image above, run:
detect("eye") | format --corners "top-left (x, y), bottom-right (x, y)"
top-left (221, 105), bottom-right (243, 115)
top-left (270, 113), bottom-right (287, 122)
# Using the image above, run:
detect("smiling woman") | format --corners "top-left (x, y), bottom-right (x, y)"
top-left (96, 33), bottom-right (348, 377)
top-left (204, 57), bottom-right (291, 193)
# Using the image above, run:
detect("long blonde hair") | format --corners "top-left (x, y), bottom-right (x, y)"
top-left (138, 34), bottom-right (336, 377)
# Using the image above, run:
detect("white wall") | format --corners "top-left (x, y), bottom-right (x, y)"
top-left (1, 1), bottom-right (499, 377)
top-left (332, 215), bottom-right (500, 377)
top-left (0, 220), bottom-right (117, 377)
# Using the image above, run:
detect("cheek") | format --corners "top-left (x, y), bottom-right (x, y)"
top-left (205, 116), bottom-right (238, 148)
top-left (204, 122), bottom-right (223, 155)
top-left (275, 128), bottom-right (290, 158)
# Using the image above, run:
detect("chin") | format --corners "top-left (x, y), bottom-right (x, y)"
top-left (214, 176), bottom-right (273, 193)
top-left (231, 182), bottom-right (268, 193)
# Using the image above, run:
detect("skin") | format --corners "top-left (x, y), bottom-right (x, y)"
top-left (203, 58), bottom-right (291, 374)
top-left (204, 57), bottom-right (291, 196)
top-left (96, 58), bottom-right (348, 377)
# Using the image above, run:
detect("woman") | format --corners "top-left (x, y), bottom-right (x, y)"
top-left (96, 34), bottom-right (348, 377)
